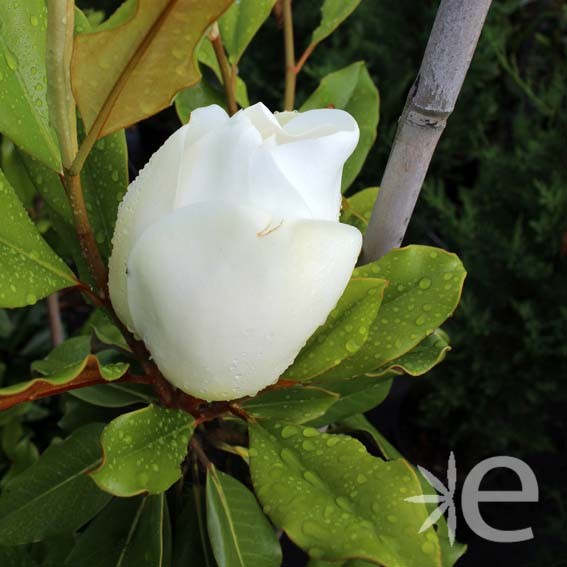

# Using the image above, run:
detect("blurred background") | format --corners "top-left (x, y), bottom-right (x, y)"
top-left (2, 0), bottom-right (566, 564)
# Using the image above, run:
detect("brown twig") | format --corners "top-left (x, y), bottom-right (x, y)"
top-left (190, 436), bottom-right (212, 470)
top-left (294, 42), bottom-right (315, 75)
top-left (282, 0), bottom-right (296, 111)
top-left (61, 173), bottom-right (109, 297)
top-left (47, 293), bottom-right (64, 346)
top-left (208, 23), bottom-right (238, 115)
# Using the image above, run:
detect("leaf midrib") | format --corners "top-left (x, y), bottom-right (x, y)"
top-left (0, 234), bottom-right (76, 285)
top-left (0, 458), bottom-right (102, 526)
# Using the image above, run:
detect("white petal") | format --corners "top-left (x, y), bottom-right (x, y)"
top-left (109, 105), bottom-right (229, 330)
top-left (126, 202), bottom-right (362, 400)
top-left (267, 109), bottom-right (359, 221)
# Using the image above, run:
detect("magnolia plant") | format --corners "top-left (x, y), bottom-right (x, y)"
top-left (0, 1), bottom-right (473, 566)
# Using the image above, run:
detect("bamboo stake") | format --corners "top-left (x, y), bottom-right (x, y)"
top-left (362, 0), bottom-right (492, 263)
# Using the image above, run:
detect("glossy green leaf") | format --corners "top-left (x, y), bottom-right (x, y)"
top-left (70, 382), bottom-right (155, 408)
top-left (369, 329), bottom-right (450, 377)
top-left (58, 397), bottom-right (120, 433)
top-left (301, 62), bottom-right (379, 191)
top-left (0, 170), bottom-right (77, 308)
top-left (341, 187), bottom-right (379, 234)
top-left (72, 0), bottom-right (233, 137)
top-left (249, 423), bottom-right (441, 566)
top-left (239, 386), bottom-right (338, 424)
top-left (341, 415), bottom-right (467, 567)
top-left (0, 336), bottom-right (128, 400)
top-left (0, 1), bottom-right (61, 170)
top-left (309, 375), bottom-right (393, 427)
top-left (82, 309), bottom-right (130, 352)
top-left (1, 138), bottom-right (36, 209)
top-left (91, 404), bottom-right (195, 496)
top-left (175, 77), bottom-right (226, 123)
top-left (310, 0), bottom-right (363, 48)
top-left (76, 126), bottom-right (129, 260)
top-left (172, 491), bottom-right (214, 567)
top-left (318, 246), bottom-right (466, 380)
top-left (16, 126), bottom-right (128, 263)
top-left (64, 494), bottom-right (169, 567)
top-left (206, 466), bottom-right (281, 567)
top-left (0, 424), bottom-right (111, 545)
top-left (284, 276), bottom-right (387, 381)
top-left (219, 0), bottom-right (277, 64)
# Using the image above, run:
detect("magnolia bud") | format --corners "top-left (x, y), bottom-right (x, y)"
top-left (109, 103), bottom-right (362, 400)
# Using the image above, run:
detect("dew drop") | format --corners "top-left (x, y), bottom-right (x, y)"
top-left (421, 541), bottom-right (436, 555)
top-left (419, 277), bottom-right (432, 290)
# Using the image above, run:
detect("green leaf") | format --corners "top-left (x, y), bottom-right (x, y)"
top-left (301, 62), bottom-right (378, 191)
top-left (82, 309), bottom-right (130, 352)
top-left (70, 382), bottom-right (155, 408)
top-left (318, 246), bottom-right (466, 380)
top-left (15, 126), bottom-right (128, 263)
top-left (239, 386), bottom-right (339, 424)
top-left (76, 126), bottom-right (129, 260)
top-left (0, 336), bottom-right (128, 401)
top-left (1, 138), bottom-right (37, 209)
top-left (91, 404), bottom-right (195, 497)
top-left (175, 41), bottom-right (250, 124)
top-left (308, 560), bottom-right (374, 567)
top-left (33, 535), bottom-right (76, 567)
top-left (64, 494), bottom-right (169, 567)
top-left (175, 77), bottom-right (227, 123)
top-left (341, 187), bottom-right (379, 234)
top-left (369, 329), bottom-right (451, 377)
top-left (0, 546), bottom-right (37, 567)
top-left (0, 0), bottom-right (61, 170)
top-left (0, 309), bottom-right (12, 339)
top-left (58, 397), bottom-right (121, 433)
top-left (249, 423), bottom-right (441, 566)
top-left (310, 0), bottom-right (363, 48)
top-left (341, 415), bottom-right (467, 567)
top-left (172, 491), bottom-right (214, 567)
top-left (219, 0), bottom-right (277, 64)
top-left (308, 375), bottom-right (393, 427)
top-left (284, 276), bottom-right (387, 381)
top-left (0, 432), bottom-right (39, 487)
top-left (71, 0), bottom-right (233, 138)
top-left (0, 424), bottom-right (111, 545)
top-left (0, 169), bottom-right (77, 308)
top-left (206, 465), bottom-right (281, 567)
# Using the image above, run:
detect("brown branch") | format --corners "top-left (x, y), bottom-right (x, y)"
top-left (208, 23), bottom-right (238, 115)
top-left (190, 436), bottom-right (212, 470)
top-left (47, 293), bottom-right (64, 346)
top-left (294, 42), bottom-right (315, 75)
top-left (61, 173), bottom-right (109, 297)
top-left (282, 0), bottom-right (296, 111)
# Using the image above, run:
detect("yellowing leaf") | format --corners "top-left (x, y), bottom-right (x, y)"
top-left (72, 0), bottom-right (233, 138)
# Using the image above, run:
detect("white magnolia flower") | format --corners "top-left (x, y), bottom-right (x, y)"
top-left (109, 103), bottom-right (362, 401)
